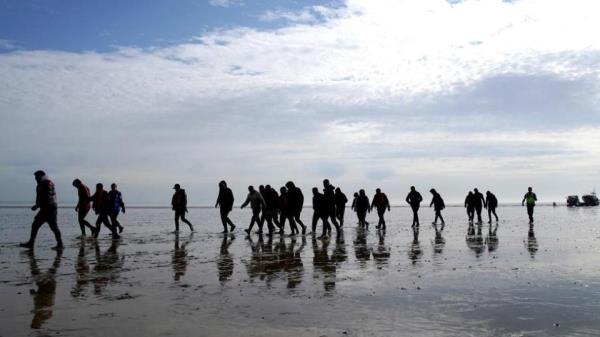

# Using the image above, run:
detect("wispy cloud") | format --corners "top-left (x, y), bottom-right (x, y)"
top-left (209, 0), bottom-right (243, 8)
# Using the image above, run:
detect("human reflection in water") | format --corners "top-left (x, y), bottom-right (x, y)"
top-left (526, 225), bottom-right (538, 258)
top-left (26, 249), bottom-right (62, 329)
top-left (217, 233), bottom-right (235, 285)
top-left (485, 223), bottom-right (499, 253)
top-left (432, 223), bottom-right (446, 255)
top-left (312, 236), bottom-right (337, 293)
top-left (466, 223), bottom-right (485, 257)
top-left (92, 240), bottom-right (124, 295)
top-left (71, 240), bottom-right (91, 298)
top-left (408, 226), bottom-right (423, 265)
top-left (353, 226), bottom-right (370, 267)
top-left (285, 236), bottom-right (306, 289)
top-left (371, 229), bottom-right (390, 268)
top-left (173, 233), bottom-right (193, 282)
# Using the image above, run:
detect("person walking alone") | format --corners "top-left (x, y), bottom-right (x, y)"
top-left (429, 189), bottom-right (445, 226)
top-left (172, 184), bottom-right (194, 233)
top-left (522, 187), bottom-right (537, 224)
top-left (20, 170), bottom-right (63, 250)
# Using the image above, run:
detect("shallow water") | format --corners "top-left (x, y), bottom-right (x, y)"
top-left (1, 206), bottom-right (599, 337)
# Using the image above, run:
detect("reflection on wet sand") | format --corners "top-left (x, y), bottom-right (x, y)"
top-left (485, 223), bottom-right (499, 253)
top-left (432, 224), bottom-right (445, 255)
top-left (92, 240), bottom-right (124, 295)
top-left (312, 236), bottom-right (340, 293)
top-left (173, 233), bottom-right (193, 282)
top-left (371, 230), bottom-right (390, 268)
top-left (217, 234), bottom-right (235, 284)
top-left (71, 240), bottom-right (91, 298)
top-left (526, 225), bottom-right (538, 258)
top-left (466, 223), bottom-right (485, 257)
top-left (284, 236), bottom-right (306, 289)
top-left (26, 249), bottom-right (62, 329)
top-left (353, 227), bottom-right (370, 266)
top-left (408, 227), bottom-right (423, 265)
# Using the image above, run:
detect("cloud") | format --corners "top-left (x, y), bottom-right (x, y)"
top-left (1, 0), bottom-right (600, 203)
top-left (0, 39), bottom-right (17, 50)
top-left (209, 0), bottom-right (243, 8)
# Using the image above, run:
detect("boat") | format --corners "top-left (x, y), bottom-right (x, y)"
top-left (566, 191), bottom-right (599, 207)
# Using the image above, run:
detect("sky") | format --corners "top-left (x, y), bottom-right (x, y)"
top-left (1, 0), bottom-right (600, 205)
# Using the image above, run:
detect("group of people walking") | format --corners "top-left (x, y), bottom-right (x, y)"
top-left (18, 170), bottom-right (540, 251)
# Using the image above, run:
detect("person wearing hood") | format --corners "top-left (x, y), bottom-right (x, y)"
top-left (215, 180), bottom-right (236, 233)
top-left (20, 170), bottom-right (63, 250)
top-left (486, 191), bottom-right (499, 223)
top-left (464, 191), bottom-right (475, 222)
top-left (335, 187), bottom-right (348, 227)
top-left (172, 184), bottom-right (194, 233)
top-left (429, 189), bottom-right (445, 226)
top-left (242, 185), bottom-right (266, 235)
top-left (472, 188), bottom-right (486, 223)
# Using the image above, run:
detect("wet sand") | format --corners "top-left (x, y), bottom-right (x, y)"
top-left (1, 206), bottom-right (599, 336)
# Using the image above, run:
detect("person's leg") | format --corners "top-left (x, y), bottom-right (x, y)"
top-left (487, 207), bottom-right (492, 223)
top-left (220, 209), bottom-right (229, 233)
top-left (46, 209), bottom-right (63, 248)
top-left (311, 212), bottom-right (318, 233)
top-left (258, 212), bottom-right (265, 234)
top-left (174, 212), bottom-right (180, 232)
top-left (439, 211), bottom-right (445, 225)
top-left (339, 207), bottom-right (345, 227)
top-left (95, 214), bottom-right (103, 238)
top-left (111, 213), bottom-right (123, 233)
top-left (289, 215), bottom-right (299, 235)
top-left (321, 215), bottom-right (330, 237)
top-left (379, 210), bottom-right (386, 229)
top-left (294, 212), bottom-right (306, 233)
top-left (492, 208), bottom-right (499, 222)
top-left (224, 209), bottom-right (236, 231)
top-left (180, 213), bottom-right (194, 231)
top-left (476, 207), bottom-right (482, 223)
top-left (78, 209), bottom-right (94, 236)
top-left (21, 211), bottom-right (46, 247)
top-left (329, 209), bottom-right (340, 232)
top-left (102, 213), bottom-right (120, 238)
top-left (527, 205), bottom-right (534, 223)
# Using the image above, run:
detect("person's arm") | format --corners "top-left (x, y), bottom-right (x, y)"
top-left (367, 198), bottom-right (371, 212)
top-left (418, 193), bottom-right (423, 202)
top-left (430, 198), bottom-right (434, 208)
top-left (522, 194), bottom-right (526, 206)
top-left (215, 191), bottom-right (221, 208)
top-left (120, 193), bottom-right (126, 213)
top-left (370, 197), bottom-right (376, 211)
top-left (441, 198), bottom-right (445, 209)
top-left (183, 192), bottom-right (188, 212)
top-left (482, 195), bottom-right (487, 208)
top-left (405, 193), bottom-right (410, 205)
top-left (241, 195), bottom-right (250, 209)
top-left (171, 194), bottom-right (176, 210)
top-left (464, 196), bottom-right (468, 208)
top-left (533, 193), bottom-right (537, 202)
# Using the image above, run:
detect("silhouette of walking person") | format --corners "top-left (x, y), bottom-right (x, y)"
top-left (322, 179), bottom-right (341, 233)
top-left (522, 187), bottom-right (537, 224)
top-left (371, 188), bottom-right (391, 230)
top-left (472, 188), bottom-right (486, 223)
top-left (261, 185), bottom-right (281, 235)
top-left (108, 183), bottom-right (126, 233)
top-left (429, 188), bottom-right (445, 225)
top-left (241, 185), bottom-right (266, 235)
top-left (486, 191), bottom-right (499, 223)
top-left (286, 181), bottom-right (306, 233)
top-left (406, 186), bottom-right (423, 228)
top-left (335, 187), bottom-right (348, 227)
top-left (91, 183), bottom-right (120, 239)
top-left (355, 189), bottom-right (370, 228)
top-left (464, 191), bottom-right (475, 222)
top-left (171, 184), bottom-right (194, 233)
top-left (20, 171), bottom-right (63, 250)
top-left (311, 187), bottom-right (330, 237)
top-left (72, 179), bottom-right (95, 237)
top-left (215, 180), bottom-right (236, 233)
top-left (279, 186), bottom-right (301, 235)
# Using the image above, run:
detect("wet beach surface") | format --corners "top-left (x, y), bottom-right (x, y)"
top-left (1, 206), bottom-right (599, 337)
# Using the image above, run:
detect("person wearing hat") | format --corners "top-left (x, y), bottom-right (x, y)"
top-left (172, 184), bottom-right (194, 232)
top-left (20, 170), bottom-right (63, 250)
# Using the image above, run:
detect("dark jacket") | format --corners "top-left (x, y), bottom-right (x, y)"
top-left (216, 187), bottom-right (235, 211)
top-left (92, 190), bottom-right (111, 214)
top-left (430, 193), bottom-right (445, 211)
top-left (473, 192), bottom-right (486, 208)
top-left (486, 193), bottom-right (498, 209)
top-left (335, 191), bottom-right (348, 208)
top-left (323, 185), bottom-right (336, 209)
top-left (371, 192), bottom-right (390, 211)
top-left (312, 192), bottom-right (327, 214)
top-left (172, 189), bottom-right (188, 211)
top-left (356, 195), bottom-right (370, 213)
top-left (405, 191), bottom-right (423, 207)
top-left (36, 176), bottom-right (57, 209)
top-left (287, 186), bottom-right (304, 212)
top-left (263, 188), bottom-right (279, 212)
